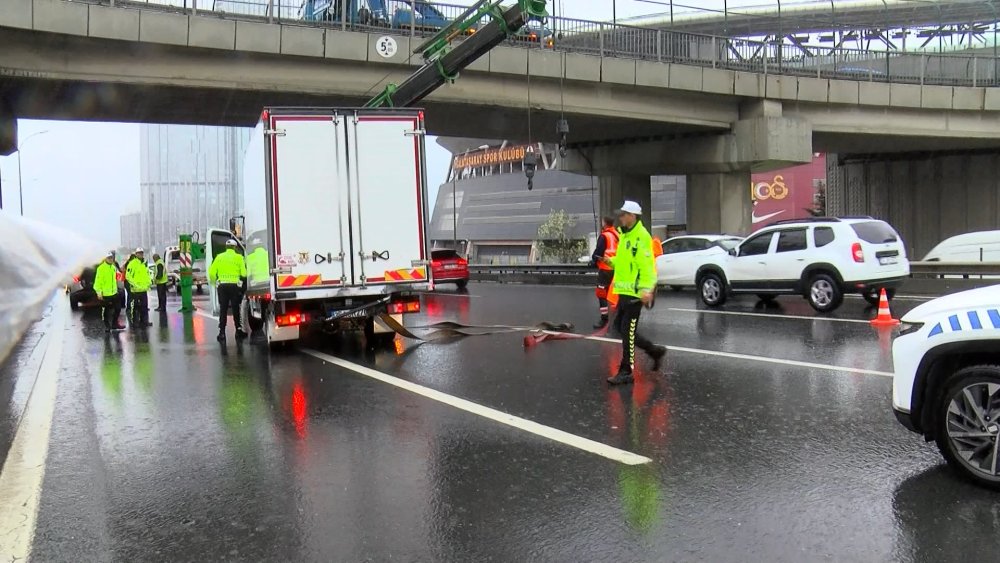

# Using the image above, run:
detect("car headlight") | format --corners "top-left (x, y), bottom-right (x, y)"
top-left (899, 321), bottom-right (924, 336)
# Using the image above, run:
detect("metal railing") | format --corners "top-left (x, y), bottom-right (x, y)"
top-left (87, 0), bottom-right (1000, 86)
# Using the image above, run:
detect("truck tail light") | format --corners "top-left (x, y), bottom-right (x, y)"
top-left (389, 299), bottom-right (420, 315)
top-left (276, 312), bottom-right (305, 327)
top-left (851, 242), bottom-right (865, 263)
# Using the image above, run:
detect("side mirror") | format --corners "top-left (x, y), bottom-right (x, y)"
top-left (728, 248), bottom-right (738, 257)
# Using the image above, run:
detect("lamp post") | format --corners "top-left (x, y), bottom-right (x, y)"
top-left (16, 130), bottom-right (49, 217)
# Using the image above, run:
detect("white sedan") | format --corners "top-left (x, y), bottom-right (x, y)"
top-left (656, 235), bottom-right (743, 290)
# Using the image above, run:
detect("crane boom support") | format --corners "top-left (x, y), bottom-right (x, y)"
top-left (365, 0), bottom-right (547, 108)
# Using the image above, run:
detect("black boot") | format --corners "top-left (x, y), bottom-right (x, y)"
top-left (235, 329), bottom-right (248, 340)
top-left (593, 315), bottom-right (608, 329)
top-left (217, 331), bottom-right (226, 342)
top-left (649, 345), bottom-right (668, 371)
top-left (607, 370), bottom-right (634, 386)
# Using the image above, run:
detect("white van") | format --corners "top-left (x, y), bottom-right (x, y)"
top-left (923, 231), bottom-right (1000, 263)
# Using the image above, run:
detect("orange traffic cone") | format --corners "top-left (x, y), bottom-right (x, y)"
top-left (870, 288), bottom-right (900, 327)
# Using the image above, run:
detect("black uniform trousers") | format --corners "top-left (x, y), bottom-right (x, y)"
top-left (101, 293), bottom-right (122, 329)
top-left (156, 283), bottom-right (168, 311)
top-left (130, 291), bottom-right (149, 327)
top-left (217, 283), bottom-right (243, 333)
top-left (613, 295), bottom-right (657, 374)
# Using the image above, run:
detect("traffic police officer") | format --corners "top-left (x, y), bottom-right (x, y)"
top-left (94, 251), bottom-right (125, 332)
top-left (125, 247), bottom-right (153, 328)
top-left (599, 201), bottom-right (667, 385)
top-left (208, 239), bottom-right (248, 342)
top-left (152, 253), bottom-right (169, 312)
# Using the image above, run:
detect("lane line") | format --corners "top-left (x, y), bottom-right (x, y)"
top-left (300, 348), bottom-right (652, 466)
top-left (665, 307), bottom-right (872, 324)
top-left (0, 300), bottom-right (68, 561)
top-left (540, 332), bottom-right (893, 377)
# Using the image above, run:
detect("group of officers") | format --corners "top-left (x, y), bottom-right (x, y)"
top-left (591, 200), bottom-right (667, 386)
top-left (92, 247), bottom-right (168, 332)
top-left (91, 240), bottom-right (249, 343)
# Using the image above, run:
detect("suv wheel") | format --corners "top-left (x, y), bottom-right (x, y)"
top-left (806, 273), bottom-right (843, 313)
top-left (935, 366), bottom-right (1000, 489)
top-left (699, 273), bottom-right (727, 307)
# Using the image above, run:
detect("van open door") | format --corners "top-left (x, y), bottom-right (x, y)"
top-left (205, 228), bottom-right (244, 315)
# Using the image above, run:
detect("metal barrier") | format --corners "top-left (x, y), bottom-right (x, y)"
top-left (89, 0), bottom-right (1000, 87)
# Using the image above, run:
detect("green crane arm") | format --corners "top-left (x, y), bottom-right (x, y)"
top-left (365, 0), bottom-right (547, 108)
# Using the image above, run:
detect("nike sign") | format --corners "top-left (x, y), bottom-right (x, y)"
top-left (752, 210), bottom-right (786, 224)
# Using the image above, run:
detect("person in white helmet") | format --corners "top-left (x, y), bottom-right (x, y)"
top-left (208, 239), bottom-right (248, 342)
top-left (125, 247), bottom-right (152, 329)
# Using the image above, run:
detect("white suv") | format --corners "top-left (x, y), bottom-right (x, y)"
top-left (696, 217), bottom-right (910, 312)
top-left (892, 284), bottom-right (1000, 488)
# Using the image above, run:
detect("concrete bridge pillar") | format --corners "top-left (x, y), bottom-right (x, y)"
top-left (599, 175), bottom-right (652, 229)
top-left (0, 103), bottom-right (16, 157)
top-left (687, 171), bottom-right (752, 236)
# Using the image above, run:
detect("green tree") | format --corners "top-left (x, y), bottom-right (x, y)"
top-left (536, 210), bottom-right (588, 263)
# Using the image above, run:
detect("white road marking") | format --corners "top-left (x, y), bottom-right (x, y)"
top-left (300, 348), bottom-right (652, 466)
top-left (665, 307), bottom-right (873, 324)
top-left (0, 301), bottom-right (68, 562)
top-left (541, 332), bottom-right (894, 378)
top-left (845, 294), bottom-right (933, 302)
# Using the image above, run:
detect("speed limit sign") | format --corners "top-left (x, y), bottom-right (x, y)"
top-left (375, 36), bottom-right (398, 59)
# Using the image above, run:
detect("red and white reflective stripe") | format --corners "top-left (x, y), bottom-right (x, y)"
top-left (179, 253), bottom-right (192, 269)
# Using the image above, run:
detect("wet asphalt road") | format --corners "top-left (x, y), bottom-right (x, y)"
top-left (2, 284), bottom-right (999, 562)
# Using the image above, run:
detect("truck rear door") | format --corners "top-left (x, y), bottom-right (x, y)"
top-left (268, 115), bottom-right (352, 292)
top-left (345, 112), bottom-right (428, 287)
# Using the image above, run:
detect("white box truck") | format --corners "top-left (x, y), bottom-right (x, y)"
top-left (205, 107), bottom-right (431, 347)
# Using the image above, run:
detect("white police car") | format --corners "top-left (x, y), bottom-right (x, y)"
top-left (892, 284), bottom-right (1000, 488)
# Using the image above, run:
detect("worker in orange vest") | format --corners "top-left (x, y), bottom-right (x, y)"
top-left (591, 216), bottom-right (619, 328)
top-left (652, 236), bottom-right (663, 258)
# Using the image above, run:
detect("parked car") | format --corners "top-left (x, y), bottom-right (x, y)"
top-left (695, 217), bottom-right (910, 312)
top-left (656, 235), bottom-right (743, 290)
top-left (891, 284), bottom-right (1000, 488)
top-left (431, 249), bottom-right (469, 289)
top-left (923, 230), bottom-right (1000, 263)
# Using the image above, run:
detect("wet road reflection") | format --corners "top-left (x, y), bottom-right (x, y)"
top-left (11, 285), bottom-right (991, 561)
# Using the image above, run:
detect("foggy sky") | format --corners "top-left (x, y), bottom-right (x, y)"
top-left (0, 0), bottom-right (765, 247)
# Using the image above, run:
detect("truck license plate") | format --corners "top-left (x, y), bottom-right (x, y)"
top-left (879, 257), bottom-right (898, 265)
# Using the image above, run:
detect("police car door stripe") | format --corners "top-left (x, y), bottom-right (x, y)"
top-left (928, 323), bottom-right (943, 337)
top-left (989, 309), bottom-right (1000, 329)
top-left (968, 311), bottom-right (984, 330)
top-left (949, 315), bottom-right (962, 331)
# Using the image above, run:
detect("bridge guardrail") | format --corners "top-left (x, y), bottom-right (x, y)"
top-left (91, 0), bottom-right (1000, 87)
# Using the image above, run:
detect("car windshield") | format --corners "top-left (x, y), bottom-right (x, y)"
top-left (851, 221), bottom-right (898, 244)
top-left (718, 238), bottom-right (741, 250)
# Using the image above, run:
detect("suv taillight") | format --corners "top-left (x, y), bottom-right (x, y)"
top-left (851, 242), bottom-right (865, 263)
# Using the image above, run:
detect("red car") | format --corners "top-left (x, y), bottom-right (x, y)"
top-left (430, 249), bottom-right (469, 289)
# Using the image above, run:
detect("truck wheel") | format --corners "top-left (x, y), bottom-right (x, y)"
top-left (934, 366), bottom-right (1000, 490)
top-left (806, 273), bottom-right (843, 313)
top-left (699, 273), bottom-right (727, 307)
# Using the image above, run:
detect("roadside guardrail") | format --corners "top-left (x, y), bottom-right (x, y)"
top-left (470, 262), bottom-right (1000, 296)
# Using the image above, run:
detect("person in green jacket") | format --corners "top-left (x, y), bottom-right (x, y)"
top-left (208, 239), bottom-right (248, 342)
top-left (599, 201), bottom-right (667, 385)
top-left (125, 247), bottom-right (153, 329)
top-left (94, 251), bottom-right (125, 332)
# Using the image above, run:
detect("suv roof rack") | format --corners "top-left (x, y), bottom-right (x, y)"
top-left (837, 215), bottom-right (875, 220)
top-left (768, 217), bottom-right (842, 226)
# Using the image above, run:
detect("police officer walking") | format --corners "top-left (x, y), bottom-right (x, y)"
top-left (599, 201), bottom-right (667, 385)
top-left (152, 253), bottom-right (169, 312)
top-left (125, 247), bottom-right (153, 329)
top-left (95, 251), bottom-right (125, 332)
top-left (591, 216), bottom-right (619, 329)
top-left (208, 239), bottom-right (248, 342)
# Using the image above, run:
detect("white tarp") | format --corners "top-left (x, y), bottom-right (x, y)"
top-left (0, 211), bottom-right (102, 364)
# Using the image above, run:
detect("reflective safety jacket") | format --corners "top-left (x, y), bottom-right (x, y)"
top-left (246, 247), bottom-right (270, 285)
top-left (126, 258), bottom-right (152, 293)
top-left (594, 227), bottom-right (619, 272)
top-left (94, 261), bottom-right (119, 298)
top-left (209, 249), bottom-right (247, 286)
top-left (154, 259), bottom-right (168, 285)
top-left (609, 220), bottom-right (657, 298)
